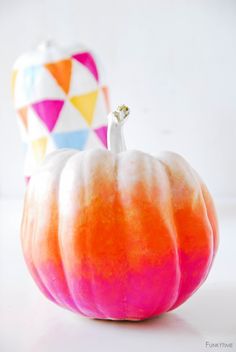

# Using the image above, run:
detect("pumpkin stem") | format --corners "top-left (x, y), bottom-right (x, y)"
top-left (107, 105), bottom-right (130, 153)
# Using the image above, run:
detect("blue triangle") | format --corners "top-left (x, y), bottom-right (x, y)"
top-left (52, 129), bottom-right (89, 150)
top-left (23, 65), bottom-right (42, 99)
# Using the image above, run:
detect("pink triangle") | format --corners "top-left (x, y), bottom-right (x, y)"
top-left (25, 176), bottom-right (30, 184)
top-left (32, 100), bottom-right (64, 132)
top-left (94, 125), bottom-right (107, 148)
top-left (72, 52), bottom-right (99, 82)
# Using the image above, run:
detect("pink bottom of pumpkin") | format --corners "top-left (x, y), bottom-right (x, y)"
top-left (25, 250), bottom-right (211, 320)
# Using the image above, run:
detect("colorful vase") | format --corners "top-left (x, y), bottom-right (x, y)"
top-left (11, 40), bottom-right (110, 180)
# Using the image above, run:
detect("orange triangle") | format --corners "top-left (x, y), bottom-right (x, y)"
top-left (31, 137), bottom-right (48, 162)
top-left (70, 90), bottom-right (98, 126)
top-left (45, 59), bottom-right (72, 94)
top-left (102, 86), bottom-right (110, 112)
top-left (18, 106), bottom-right (28, 130)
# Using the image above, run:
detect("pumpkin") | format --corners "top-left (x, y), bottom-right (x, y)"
top-left (11, 40), bottom-right (110, 181)
top-left (21, 105), bottom-right (218, 321)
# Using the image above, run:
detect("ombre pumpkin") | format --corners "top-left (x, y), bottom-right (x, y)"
top-left (21, 105), bottom-right (219, 321)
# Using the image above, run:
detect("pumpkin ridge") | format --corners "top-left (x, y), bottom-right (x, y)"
top-left (61, 151), bottom-right (110, 318)
top-left (31, 187), bottom-right (64, 308)
top-left (185, 167), bottom-right (215, 291)
top-left (116, 152), bottom-right (180, 318)
top-left (57, 153), bottom-right (87, 315)
top-left (145, 157), bottom-right (181, 316)
top-left (193, 174), bottom-right (215, 270)
top-left (161, 152), bottom-right (214, 310)
top-left (195, 180), bottom-right (216, 280)
top-left (80, 151), bottom-right (107, 318)
top-left (116, 153), bottom-right (129, 319)
top-left (198, 180), bottom-right (219, 256)
top-left (21, 192), bottom-right (57, 305)
top-left (156, 158), bottom-right (182, 313)
top-left (36, 151), bottom-right (82, 312)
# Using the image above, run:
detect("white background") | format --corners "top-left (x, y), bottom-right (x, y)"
top-left (0, 0), bottom-right (236, 198)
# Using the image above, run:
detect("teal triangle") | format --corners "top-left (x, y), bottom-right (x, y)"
top-left (52, 129), bottom-right (89, 150)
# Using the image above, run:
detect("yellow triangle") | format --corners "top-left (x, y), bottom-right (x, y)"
top-left (31, 137), bottom-right (48, 163)
top-left (70, 90), bottom-right (98, 126)
top-left (11, 70), bottom-right (18, 98)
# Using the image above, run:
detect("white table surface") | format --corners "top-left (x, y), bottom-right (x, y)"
top-left (0, 197), bottom-right (235, 352)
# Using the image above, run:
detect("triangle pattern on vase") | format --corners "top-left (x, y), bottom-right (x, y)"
top-left (23, 65), bottom-right (43, 101)
top-left (52, 129), bottom-right (89, 150)
top-left (72, 52), bottom-right (99, 82)
top-left (92, 88), bottom-right (109, 129)
top-left (101, 86), bottom-right (110, 111)
top-left (28, 65), bottom-right (65, 102)
top-left (11, 70), bottom-right (18, 98)
top-left (94, 125), bottom-right (108, 148)
top-left (86, 129), bottom-right (104, 149)
top-left (31, 137), bottom-right (48, 162)
top-left (17, 106), bottom-right (28, 131)
top-left (53, 99), bottom-right (88, 133)
top-left (70, 90), bottom-right (98, 126)
top-left (69, 59), bottom-right (98, 97)
top-left (45, 59), bottom-right (72, 94)
top-left (27, 107), bottom-right (49, 141)
top-left (31, 99), bottom-right (64, 132)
